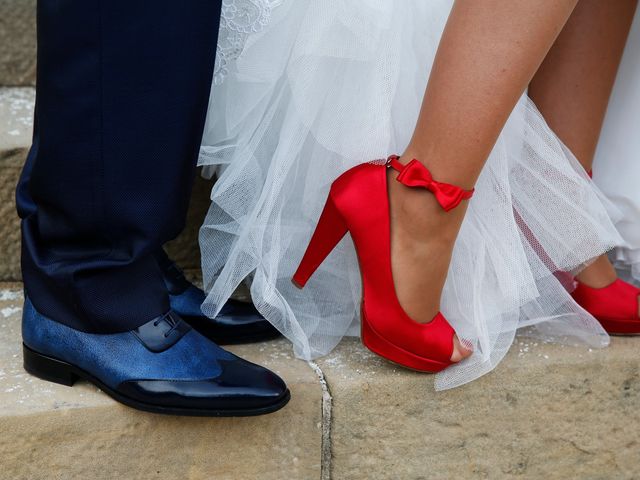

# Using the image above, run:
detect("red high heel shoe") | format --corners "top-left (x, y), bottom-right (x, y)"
top-left (573, 168), bottom-right (640, 335)
top-left (572, 278), bottom-right (640, 335)
top-left (292, 155), bottom-right (474, 372)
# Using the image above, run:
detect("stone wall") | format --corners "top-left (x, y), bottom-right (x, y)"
top-left (0, 0), bottom-right (36, 86)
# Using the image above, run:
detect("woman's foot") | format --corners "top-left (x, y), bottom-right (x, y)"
top-left (576, 254), bottom-right (640, 316)
top-left (388, 156), bottom-right (472, 363)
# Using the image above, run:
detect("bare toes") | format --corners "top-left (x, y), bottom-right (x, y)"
top-left (450, 335), bottom-right (473, 363)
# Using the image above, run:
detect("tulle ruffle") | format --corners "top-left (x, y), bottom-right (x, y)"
top-left (198, 0), bottom-right (624, 389)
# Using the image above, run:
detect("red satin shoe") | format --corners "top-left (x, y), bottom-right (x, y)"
top-left (292, 155), bottom-right (474, 372)
top-left (572, 278), bottom-right (640, 335)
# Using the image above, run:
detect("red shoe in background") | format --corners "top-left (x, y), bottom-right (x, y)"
top-left (572, 278), bottom-right (640, 335)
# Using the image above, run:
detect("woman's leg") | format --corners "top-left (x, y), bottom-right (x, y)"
top-left (391, 0), bottom-right (579, 360)
top-left (528, 0), bottom-right (638, 313)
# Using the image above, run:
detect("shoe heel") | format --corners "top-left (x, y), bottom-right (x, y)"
top-left (292, 193), bottom-right (348, 288)
top-left (23, 344), bottom-right (79, 387)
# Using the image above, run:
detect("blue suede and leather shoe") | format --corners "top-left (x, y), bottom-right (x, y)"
top-left (22, 297), bottom-right (290, 416)
top-left (156, 250), bottom-right (280, 344)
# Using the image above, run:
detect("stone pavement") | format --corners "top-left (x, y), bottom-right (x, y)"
top-left (0, 0), bottom-right (36, 86)
top-left (2, 285), bottom-right (639, 479)
top-left (0, 285), bottom-right (322, 480)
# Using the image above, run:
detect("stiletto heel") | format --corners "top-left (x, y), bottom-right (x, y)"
top-left (293, 155), bottom-right (474, 372)
top-left (293, 194), bottom-right (348, 288)
top-left (572, 279), bottom-right (640, 335)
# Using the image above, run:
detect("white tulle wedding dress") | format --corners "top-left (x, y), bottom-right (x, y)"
top-left (197, 0), bottom-right (625, 390)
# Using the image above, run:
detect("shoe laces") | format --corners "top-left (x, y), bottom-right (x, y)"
top-left (154, 312), bottom-right (182, 338)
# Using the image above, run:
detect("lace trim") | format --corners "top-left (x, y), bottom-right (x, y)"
top-left (214, 0), bottom-right (283, 85)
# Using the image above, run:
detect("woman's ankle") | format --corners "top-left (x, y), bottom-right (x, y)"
top-left (575, 254), bottom-right (618, 288)
top-left (388, 167), bottom-right (466, 244)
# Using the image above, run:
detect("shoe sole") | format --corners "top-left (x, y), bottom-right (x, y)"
top-left (23, 343), bottom-right (290, 417)
top-left (294, 271), bottom-right (453, 373)
top-left (598, 318), bottom-right (640, 336)
top-left (360, 313), bottom-right (451, 373)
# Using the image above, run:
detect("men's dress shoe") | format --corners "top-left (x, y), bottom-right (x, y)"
top-left (156, 250), bottom-right (280, 344)
top-left (22, 297), bottom-right (290, 416)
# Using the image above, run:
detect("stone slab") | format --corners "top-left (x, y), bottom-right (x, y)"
top-left (0, 0), bottom-right (37, 86)
top-left (0, 87), bottom-right (33, 149)
top-left (319, 337), bottom-right (640, 480)
top-left (4, 277), bottom-right (640, 479)
top-left (0, 285), bottom-right (322, 480)
top-left (0, 88), bottom-right (33, 281)
top-left (0, 87), bottom-right (217, 281)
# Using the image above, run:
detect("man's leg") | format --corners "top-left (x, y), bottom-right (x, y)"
top-left (18, 0), bottom-right (220, 333)
top-left (17, 0), bottom-right (290, 416)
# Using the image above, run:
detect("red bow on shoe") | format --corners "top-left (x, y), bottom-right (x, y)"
top-left (387, 156), bottom-right (474, 212)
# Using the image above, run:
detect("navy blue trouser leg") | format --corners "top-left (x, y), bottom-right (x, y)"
top-left (17, 1), bottom-right (222, 333)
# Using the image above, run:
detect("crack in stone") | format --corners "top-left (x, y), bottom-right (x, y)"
top-left (562, 438), bottom-right (595, 456)
top-left (308, 361), bottom-right (332, 480)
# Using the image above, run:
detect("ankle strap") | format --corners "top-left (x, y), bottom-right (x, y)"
top-left (386, 155), bottom-right (474, 212)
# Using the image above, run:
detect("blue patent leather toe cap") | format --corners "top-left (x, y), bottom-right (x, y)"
top-left (117, 357), bottom-right (289, 410)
